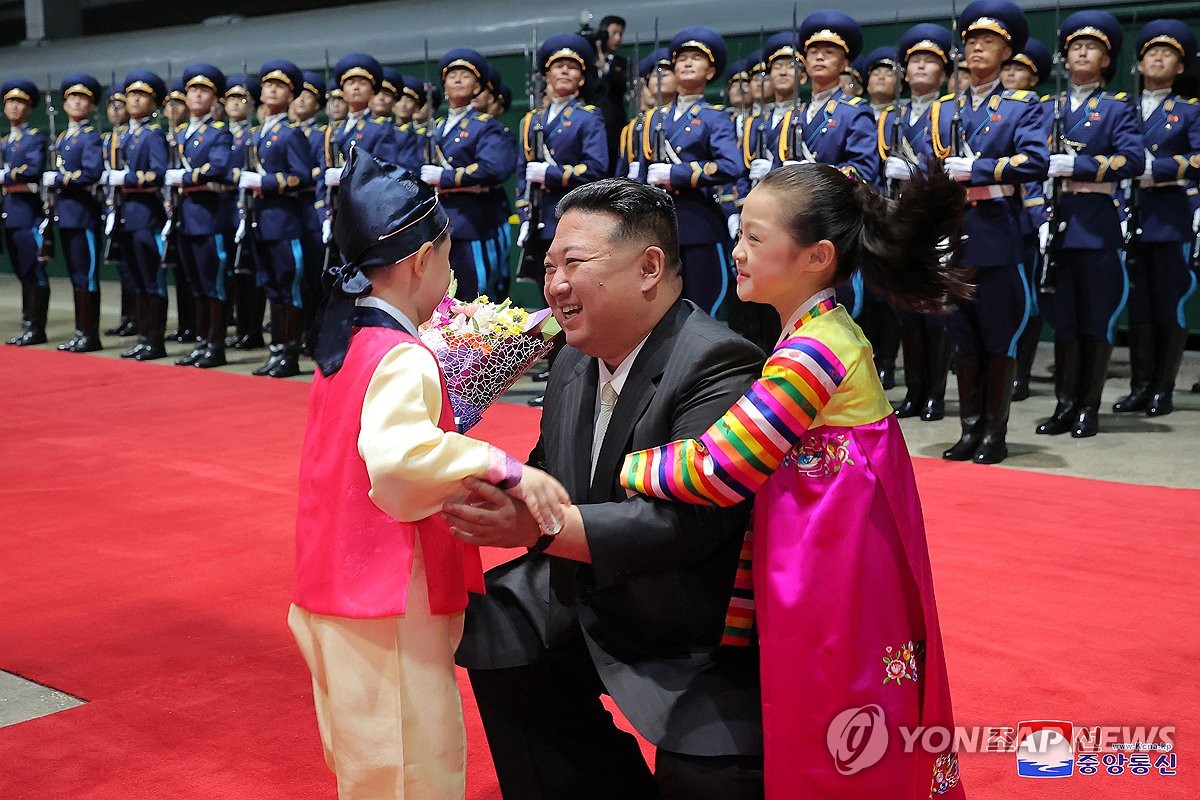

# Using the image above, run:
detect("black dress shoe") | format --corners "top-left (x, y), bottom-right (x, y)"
top-left (972, 433), bottom-right (1008, 464)
top-left (1071, 408), bottom-right (1099, 438)
top-left (532, 369), bottom-right (551, 383)
top-left (1036, 404), bottom-right (1075, 436)
top-left (1146, 392), bottom-right (1173, 417)
top-left (69, 334), bottom-right (102, 353)
top-left (894, 397), bottom-right (921, 418)
top-left (175, 343), bottom-right (207, 366)
top-left (527, 395), bottom-right (545, 408)
top-left (920, 398), bottom-right (945, 422)
top-left (13, 328), bottom-right (47, 346)
top-left (252, 345), bottom-right (284, 376)
top-left (1011, 379), bottom-right (1030, 402)
top-left (58, 332), bottom-right (83, 351)
top-left (1192, 380), bottom-right (1200, 394)
top-left (133, 341), bottom-right (168, 361)
top-left (878, 367), bottom-right (896, 390)
top-left (6, 323), bottom-right (32, 345)
top-left (193, 344), bottom-right (227, 369)
top-left (234, 332), bottom-right (266, 350)
top-left (1112, 388), bottom-right (1149, 413)
top-left (120, 339), bottom-right (148, 358)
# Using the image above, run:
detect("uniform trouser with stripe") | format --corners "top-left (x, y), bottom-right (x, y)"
top-left (61, 227), bottom-right (101, 293)
top-left (680, 242), bottom-right (731, 317)
top-left (255, 238), bottom-right (305, 308)
top-left (5, 227), bottom-right (48, 287)
top-left (450, 238), bottom-right (490, 301)
top-left (1126, 241), bottom-right (1196, 331)
top-left (178, 233), bottom-right (228, 301)
top-left (1046, 248), bottom-right (1128, 344)
top-left (946, 263), bottom-right (1031, 357)
top-left (118, 226), bottom-right (166, 296)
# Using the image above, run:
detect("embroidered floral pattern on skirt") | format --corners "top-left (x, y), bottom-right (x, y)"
top-left (883, 639), bottom-right (925, 685)
top-left (782, 431), bottom-right (855, 478)
top-left (930, 752), bottom-right (961, 797)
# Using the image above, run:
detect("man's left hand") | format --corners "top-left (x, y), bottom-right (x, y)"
top-left (646, 163), bottom-right (672, 187)
top-left (442, 477), bottom-right (540, 549)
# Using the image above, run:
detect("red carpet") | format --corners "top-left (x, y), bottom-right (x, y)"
top-left (0, 346), bottom-right (1196, 799)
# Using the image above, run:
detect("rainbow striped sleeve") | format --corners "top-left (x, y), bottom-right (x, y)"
top-left (621, 336), bottom-right (847, 507)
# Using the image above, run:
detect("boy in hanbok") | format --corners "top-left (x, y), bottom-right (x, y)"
top-left (621, 163), bottom-right (971, 798)
top-left (289, 150), bottom-right (567, 800)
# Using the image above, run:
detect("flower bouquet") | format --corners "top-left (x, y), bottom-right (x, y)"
top-left (420, 280), bottom-right (559, 432)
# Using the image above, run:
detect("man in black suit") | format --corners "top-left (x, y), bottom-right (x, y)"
top-left (447, 179), bottom-right (765, 799)
top-left (587, 15), bottom-right (630, 172)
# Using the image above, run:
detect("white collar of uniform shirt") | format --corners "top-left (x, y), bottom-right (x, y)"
top-left (355, 296), bottom-right (420, 338)
top-left (673, 94), bottom-right (704, 121)
top-left (596, 332), bottom-right (651, 412)
top-left (260, 112), bottom-right (287, 131)
top-left (185, 113), bottom-right (212, 139)
top-left (909, 91), bottom-right (938, 124)
top-left (777, 287), bottom-right (837, 347)
top-left (443, 105), bottom-right (472, 136)
top-left (128, 116), bottom-right (150, 131)
top-left (807, 86), bottom-right (836, 123)
top-left (1141, 87), bottom-right (1170, 120)
top-left (968, 77), bottom-right (999, 111)
top-left (67, 120), bottom-right (82, 134)
top-left (548, 93), bottom-right (578, 124)
top-left (1068, 80), bottom-right (1100, 112)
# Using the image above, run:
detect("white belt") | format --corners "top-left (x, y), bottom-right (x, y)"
top-left (965, 184), bottom-right (1014, 202)
top-left (1063, 181), bottom-right (1116, 195)
top-left (1139, 178), bottom-right (1185, 189)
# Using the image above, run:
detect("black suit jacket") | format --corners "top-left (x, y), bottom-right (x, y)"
top-left (458, 299), bottom-right (766, 757)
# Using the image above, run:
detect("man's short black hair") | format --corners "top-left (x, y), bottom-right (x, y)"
top-left (599, 15), bottom-right (626, 30)
top-left (557, 178), bottom-right (682, 277)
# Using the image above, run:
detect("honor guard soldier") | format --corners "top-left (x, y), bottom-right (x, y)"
top-left (1001, 36), bottom-right (1052, 401)
top-left (934, 0), bottom-right (1049, 462)
top-left (292, 70), bottom-right (329, 348)
top-left (102, 83), bottom-right (138, 338)
top-left (394, 75), bottom-right (425, 126)
top-left (515, 33), bottom-right (609, 288)
top-left (162, 76), bottom-right (196, 346)
top-left (222, 73), bottom-right (266, 351)
top-left (473, 64), bottom-right (501, 115)
top-left (744, 31), bottom-right (806, 190)
top-left (107, 70), bottom-right (170, 361)
top-left (637, 27), bottom-right (743, 317)
top-left (164, 63), bottom-right (233, 368)
top-left (863, 47), bottom-right (900, 120)
top-left (1035, 11), bottom-right (1143, 438)
top-left (747, 49), bottom-right (768, 116)
top-left (43, 73), bottom-right (104, 352)
top-left (880, 23), bottom-right (956, 421)
top-left (419, 48), bottom-right (516, 300)
top-left (319, 54), bottom-right (402, 263)
top-left (371, 66), bottom-right (401, 120)
top-left (616, 48), bottom-right (674, 180)
top-left (1, 78), bottom-right (48, 346)
top-left (236, 59), bottom-right (317, 378)
top-left (1112, 20), bottom-right (1200, 417)
top-left (487, 80), bottom-right (516, 298)
top-left (326, 85), bottom-right (348, 124)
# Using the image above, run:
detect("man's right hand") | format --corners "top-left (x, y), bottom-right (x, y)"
top-left (748, 159), bottom-right (771, 182)
top-left (324, 166), bottom-right (343, 187)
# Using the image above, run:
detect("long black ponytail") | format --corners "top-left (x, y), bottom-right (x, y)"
top-left (756, 163), bottom-right (973, 313)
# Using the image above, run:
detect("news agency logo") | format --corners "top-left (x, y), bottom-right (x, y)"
top-left (826, 704), bottom-right (889, 775)
top-left (1016, 720), bottom-right (1075, 778)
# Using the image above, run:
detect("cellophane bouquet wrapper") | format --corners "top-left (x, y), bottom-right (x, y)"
top-left (419, 282), bottom-right (558, 433)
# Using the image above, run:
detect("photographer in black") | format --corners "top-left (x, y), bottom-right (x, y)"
top-left (580, 13), bottom-right (628, 171)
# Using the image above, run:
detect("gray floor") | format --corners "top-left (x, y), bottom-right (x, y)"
top-left (4, 274), bottom-right (1199, 493)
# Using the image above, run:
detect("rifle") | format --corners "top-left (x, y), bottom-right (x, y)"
top-left (786, 5), bottom-right (803, 164)
top-left (628, 35), bottom-right (640, 123)
top-left (233, 59), bottom-right (257, 276)
top-left (755, 26), bottom-right (768, 166)
top-left (525, 31), bottom-right (544, 232)
top-left (161, 62), bottom-right (180, 269)
top-left (423, 38), bottom-right (437, 166)
top-left (886, 13), bottom-right (905, 200)
top-left (948, 0), bottom-right (964, 158)
top-left (1038, 0), bottom-right (1066, 295)
top-left (38, 73), bottom-right (58, 261)
top-left (102, 70), bottom-right (124, 263)
top-left (322, 48), bottom-right (340, 272)
top-left (651, 17), bottom-right (666, 164)
top-left (1123, 66), bottom-right (1143, 285)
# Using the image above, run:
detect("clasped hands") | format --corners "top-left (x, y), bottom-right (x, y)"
top-left (442, 466), bottom-right (572, 549)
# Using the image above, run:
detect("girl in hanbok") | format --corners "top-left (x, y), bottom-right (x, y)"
top-left (621, 163), bottom-right (971, 798)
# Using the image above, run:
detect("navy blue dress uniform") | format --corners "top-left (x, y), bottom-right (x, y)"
top-left (615, 48), bottom-right (671, 180)
top-left (1008, 36), bottom-right (1054, 402)
top-left (879, 24), bottom-right (956, 422)
top-left (319, 54), bottom-right (402, 197)
top-left (637, 28), bottom-right (743, 316)
top-left (45, 73), bottom-right (105, 352)
top-left (787, 12), bottom-right (880, 322)
top-left (222, 74), bottom-right (266, 351)
top-left (483, 72), bottom-right (517, 299)
top-left (2, 78), bottom-right (49, 346)
top-left (112, 70), bottom-right (172, 361)
top-left (1035, 11), bottom-right (1144, 439)
top-left (101, 82), bottom-right (138, 338)
top-left (423, 48), bottom-right (516, 300)
top-left (294, 70), bottom-right (330, 347)
top-left (933, 0), bottom-right (1049, 463)
top-left (237, 60), bottom-right (318, 378)
top-left (515, 34), bottom-right (610, 289)
top-left (742, 32), bottom-right (805, 180)
top-left (1112, 20), bottom-right (1200, 417)
top-left (162, 75), bottom-right (198, 346)
top-left (169, 63), bottom-right (233, 368)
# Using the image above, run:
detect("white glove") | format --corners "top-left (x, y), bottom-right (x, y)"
top-left (164, 169), bottom-right (185, 187)
top-left (1047, 153), bottom-right (1074, 178)
top-left (38, 218), bottom-right (49, 237)
top-left (646, 163), bottom-right (672, 186)
top-left (234, 218), bottom-right (246, 243)
top-left (238, 172), bottom-right (262, 190)
top-left (41, 171), bottom-right (57, 187)
top-left (104, 212), bottom-right (115, 236)
top-left (324, 166), bottom-right (343, 187)
top-left (321, 217), bottom-right (332, 244)
top-left (420, 164), bottom-right (443, 186)
top-left (1120, 216), bottom-right (1129, 240)
top-left (626, 162), bottom-right (641, 181)
top-left (160, 219), bottom-right (173, 241)
top-left (1193, 208), bottom-right (1200, 234)
top-left (517, 220), bottom-right (530, 248)
top-left (943, 157), bottom-right (974, 182)
top-left (748, 159), bottom-right (772, 182)
top-left (727, 213), bottom-right (740, 241)
top-left (1038, 221), bottom-right (1051, 255)
top-left (885, 157), bottom-right (915, 181)
top-left (1140, 150), bottom-right (1153, 181)
top-left (106, 169), bottom-right (128, 186)
top-left (0, 167), bottom-right (8, 182)
top-left (525, 162), bottom-right (548, 184)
